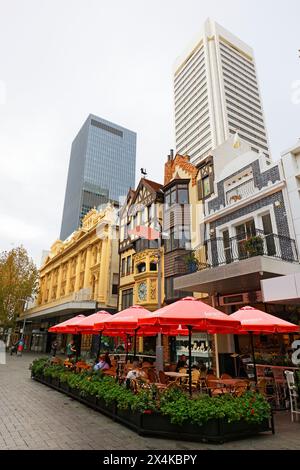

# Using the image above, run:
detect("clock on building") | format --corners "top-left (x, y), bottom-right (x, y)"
top-left (138, 282), bottom-right (147, 301)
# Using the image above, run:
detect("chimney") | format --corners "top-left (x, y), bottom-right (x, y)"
top-left (170, 149), bottom-right (174, 159)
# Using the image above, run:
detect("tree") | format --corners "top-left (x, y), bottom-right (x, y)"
top-left (0, 246), bottom-right (39, 332)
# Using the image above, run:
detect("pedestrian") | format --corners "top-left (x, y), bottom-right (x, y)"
top-left (10, 340), bottom-right (19, 356)
top-left (66, 339), bottom-right (77, 360)
top-left (51, 339), bottom-right (58, 357)
top-left (17, 338), bottom-right (25, 356)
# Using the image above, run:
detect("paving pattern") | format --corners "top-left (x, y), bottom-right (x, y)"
top-left (0, 353), bottom-right (299, 450)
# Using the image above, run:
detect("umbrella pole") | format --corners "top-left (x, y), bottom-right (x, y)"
top-left (125, 334), bottom-right (129, 362)
top-left (249, 332), bottom-right (257, 384)
top-left (95, 331), bottom-right (102, 364)
top-left (133, 328), bottom-right (139, 359)
top-left (188, 326), bottom-right (193, 398)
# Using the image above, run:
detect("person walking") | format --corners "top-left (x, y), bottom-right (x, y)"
top-left (66, 339), bottom-right (77, 360)
top-left (51, 339), bottom-right (58, 357)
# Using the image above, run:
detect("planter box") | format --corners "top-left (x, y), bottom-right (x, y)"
top-left (83, 394), bottom-right (98, 407)
top-left (35, 375), bottom-right (272, 443)
top-left (51, 378), bottom-right (60, 389)
top-left (59, 381), bottom-right (69, 393)
top-left (115, 408), bottom-right (141, 429)
top-left (96, 398), bottom-right (116, 417)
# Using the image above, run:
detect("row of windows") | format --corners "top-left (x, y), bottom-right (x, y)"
top-left (228, 121), bottom-right (268, 145)
top-left (189, 141), bottom-right (212, 161)
top-left (164, 226), bottom-right (191, 252)
top-left (164, 184), bottom-right (189, 206)
top-left (175, 93), bottom-right (208, 124)
top-left (229, 129), bottom-right (269, 152)
top-left (90, 119), bottom-right (123, 138)
top-left (221, 54), bottom-right (258, 88)
top-left (220, 43), bottom-right (256, 75)
top-left (223, 68), bottom-right (260, 100)
top-left (222, 64), bottom-right (259, 96)
top-left (225, 89), bottom-right (263, 117)
top-left (220, 48), bottom-right (256, 80)
top-left (174, 68), bottom-right (206, 107)
top-left (174, 50), bottom-right (204, 91)
top-left (175, 99), bottom-right (209, 134)
top-left (175, 83), bottom-right (207, 118)
top-left (175, 73), bottom-right (207, 112)
top-left (227, 105), bottom-right (264, 126)
top-left (176, 107), bottom-right (209, 140)
top-left (177, 118), bottom-right (211, 149)
top-left (224, 78), bottom-right (261, 109)
top-left (228, 115), bottom-right (267, 137)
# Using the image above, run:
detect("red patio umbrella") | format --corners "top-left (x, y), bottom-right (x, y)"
top-left (95, 305), bottom-right (152, 358)
top-left (48, 315), bottom-right (85, 334)
top-left (138, 297), bottom-right (241, 395)
top-left (230, 306), bottom-right (299, 383)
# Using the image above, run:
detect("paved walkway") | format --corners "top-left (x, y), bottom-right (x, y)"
top-left (0, 353), bottom-right (299, 450)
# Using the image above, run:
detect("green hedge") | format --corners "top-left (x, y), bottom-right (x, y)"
top-left (30, 358), bottom-right (271, 426)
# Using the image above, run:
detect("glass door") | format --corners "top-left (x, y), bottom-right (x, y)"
top-left (235, 219), bottom-right (256, 260)
top-left (262, 213), bottom-right (276, 256)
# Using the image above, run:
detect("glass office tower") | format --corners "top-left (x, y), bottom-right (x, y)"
top-left (60, 114), bottom-right (136, 240)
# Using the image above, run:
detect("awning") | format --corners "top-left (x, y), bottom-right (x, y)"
top-left (174, 256), bottom-right (300, 296)
top-left (20, 300), bottom-right (97, 321)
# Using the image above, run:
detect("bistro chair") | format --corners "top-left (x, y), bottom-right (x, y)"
top-left (271, 367), bottom-right (287, 409)
top-left (206, 374), bottom-right (228, 397)
top-left (284, 371), bottom-right (300, 422)
top-left (159, 370), bottom-right (170, 385)
top-left (221, 373), bottom-right (232, 380)
top-left (232, 380), bottom-right (248, 397)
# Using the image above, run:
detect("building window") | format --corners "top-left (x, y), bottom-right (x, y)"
top-left (112, 273), bottom-right (119, 295)
top-left (137, 262), bottom-right (146, 274)
top-left (150, 261), bottom-right (157, 271)
top-left (198, 161), bottom-right (214, 200)
top-left (235, 219), bottom-right (256, 259)
top-left (261, 213), bottom-right (276, 256)
top-left (165, 183), bottom-right (189, 207)
top-left (165, 277), bottom-right (192, 300)
top-left (121, 289), bottom-right (133, 310)
top-left (165, 226), bottom-right (191, 252)
top-left (121, 258), bottom-right (126, 277)
top-left (126, 256), bottom-right (132, 275)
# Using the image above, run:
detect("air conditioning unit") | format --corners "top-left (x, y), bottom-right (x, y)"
top-left (219, 291), bottom-right (262, 307)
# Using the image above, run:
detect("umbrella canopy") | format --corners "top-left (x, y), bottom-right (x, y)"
top-left (74, 311), bottom-right (112, 334)
top-left (94, 305), bottom-right (152, 331)
top-left (230, 306), bottom-right (299, 333)
top-left (138, 297), bottom-right (240, 333)
top-left (48, 315), bottom-right (85, 334)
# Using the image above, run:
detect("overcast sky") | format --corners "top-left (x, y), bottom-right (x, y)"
top-left (0, 0), bottom-right (299, 265)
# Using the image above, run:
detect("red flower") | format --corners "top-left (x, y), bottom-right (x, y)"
top-left (143, 410), bottom-right (152, 414)
top-left (251, 409), bottom-right (255, 415)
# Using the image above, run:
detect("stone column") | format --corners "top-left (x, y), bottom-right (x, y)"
top-left (56, 265), bottom-right (63, 299)
top-left (74, 254), bottom-right (81, 293)
top-left (65, 260), bottom-right (71, 295)
top-left (84, 247), bottom-right (92, 289)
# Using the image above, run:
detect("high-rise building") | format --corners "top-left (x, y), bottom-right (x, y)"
top-left (174, 18), bottom-right (270, 165)
top-left (60, 114), bottom-right (136, 240)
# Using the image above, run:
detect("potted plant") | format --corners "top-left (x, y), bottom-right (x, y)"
top-left (244, 236), bottom-right (264, 257)
top-left (184, 252), bottom-right (199, 273)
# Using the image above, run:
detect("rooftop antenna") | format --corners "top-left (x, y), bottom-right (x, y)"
top-left (140, 168), bottom-right (147, 177)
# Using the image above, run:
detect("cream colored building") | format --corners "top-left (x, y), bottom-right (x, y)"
top-left (174, 18), bottom-right (270, 164)
top-left (21, 204), bottom-right (119, 352)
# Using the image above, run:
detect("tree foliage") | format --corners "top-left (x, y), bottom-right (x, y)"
top-left (0, 246), bottom-right (39, 329)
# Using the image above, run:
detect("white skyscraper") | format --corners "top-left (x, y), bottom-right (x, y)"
top-left (174, 19), bottom-right (270, 165)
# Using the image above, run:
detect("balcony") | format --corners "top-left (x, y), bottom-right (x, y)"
top-left (199, 229), bottom-right (298, 270)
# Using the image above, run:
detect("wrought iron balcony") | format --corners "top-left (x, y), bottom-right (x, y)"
top-left (188, 229), bottom-right (299, 272)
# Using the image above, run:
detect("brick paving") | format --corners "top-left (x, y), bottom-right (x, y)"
top-left (0, 353), bottom-right (299, 450)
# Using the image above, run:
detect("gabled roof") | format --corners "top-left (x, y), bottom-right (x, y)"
top-left (131, 177), bottom-right (163, 205)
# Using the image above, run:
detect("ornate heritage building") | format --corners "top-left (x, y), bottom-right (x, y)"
top-left (118, 178), bottom-right (164, 311)
top-left (20, 204), bottom-right (119, 353)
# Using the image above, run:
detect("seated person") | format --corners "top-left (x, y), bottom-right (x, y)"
top-left (125, 360), bottom-right (148, 386)
top-left (176, 354), bottom-right (187, 372)
top-left (94, 354), bottom-right (111, 371)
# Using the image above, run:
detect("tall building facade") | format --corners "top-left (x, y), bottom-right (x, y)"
top-left (174, 18), bottom-right (270, 165)
top-left (60, 114), bottom-right (136, 240)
